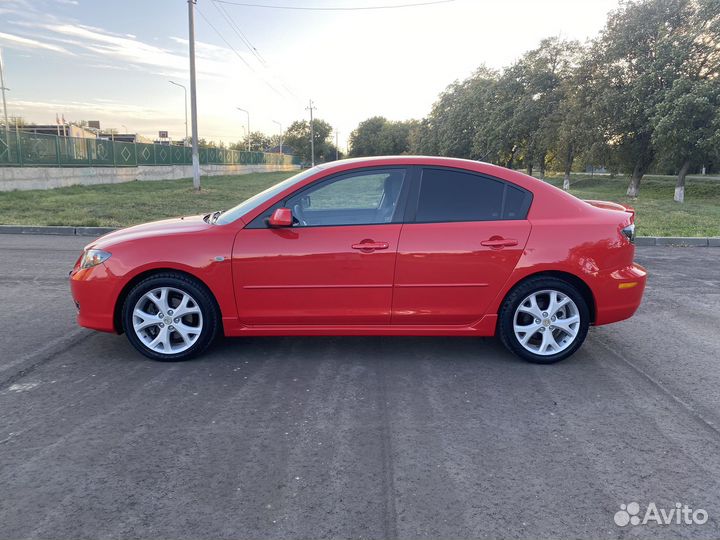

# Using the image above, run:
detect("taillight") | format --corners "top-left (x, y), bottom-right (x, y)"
top-left (621, 222), bottom-right (635, 243)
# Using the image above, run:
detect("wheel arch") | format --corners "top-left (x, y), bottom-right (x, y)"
top-left (113, 267), bottom-right (223, 334)
top-left (499, 270), bottom-right (596, 324)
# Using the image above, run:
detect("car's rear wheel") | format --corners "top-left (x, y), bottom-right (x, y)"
top-left (121, 272), bottom-right (219, 361)
top-left (498, 277), bottom-right (590, 364)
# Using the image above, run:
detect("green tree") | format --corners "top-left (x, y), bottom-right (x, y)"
top-left (349, 116), bottom-right (415, 156)
top-left (499, 38), bottom-right (582, 177)
top-left (650, 0), bottom-right (720, 201)
top-left (421, 66), bottom-right (498, 160)
top-left (349, 116), bottom-right (386, 156)
top-left (587, 0), bottom-right (718, 197)
top-left (552, 47), bottom-right (606, 189)
top-left (652, 78), bottom-right (720, 202)
top-left (283, 119), bottom-right (336, 163)
top-left (230, 131), bottom-right (271, 152)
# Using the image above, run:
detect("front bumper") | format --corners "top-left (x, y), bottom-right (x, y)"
top-left (69, 263), bottom-right (119, 333)
top-left (594, 262), bottom-right (647, 325)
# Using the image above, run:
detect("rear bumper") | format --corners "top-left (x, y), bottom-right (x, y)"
top-left (594, 262), bottom-right (647, 325)
top-left (69, 264), bottom-right (118, 333)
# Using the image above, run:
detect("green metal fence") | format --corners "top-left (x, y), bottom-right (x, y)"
top-left (0, 131), bottom-right (299, 168)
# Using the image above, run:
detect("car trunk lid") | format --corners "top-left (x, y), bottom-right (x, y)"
top-left (583, 199), bottom-right (635, 221)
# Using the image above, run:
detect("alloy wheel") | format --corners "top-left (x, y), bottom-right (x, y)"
top-left (512, 289), bottom-right (581, 356)
top-left (132, 286), bottom-right (203, 354)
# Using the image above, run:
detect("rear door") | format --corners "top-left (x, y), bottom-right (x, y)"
top-left (392, 167), bottom-right (532, 326)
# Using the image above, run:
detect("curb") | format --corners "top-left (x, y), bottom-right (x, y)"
top-left (0, 225), bottom-right (718, 246)
top-left (0, 225), bottom-right (117, 237)
top-left (636, 236), bottom-right (719, 247)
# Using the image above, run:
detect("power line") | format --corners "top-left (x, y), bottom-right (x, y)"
top-left (195, 6), bottom-right (252, 69)
top-left (209, 0), bottom-right (303, 103)
top-left (213, 0), bottom-right (455, 11)
top-left (194, 5), bottom-right (289, 99)
top-left (212, 0), bottom-right (268, 67)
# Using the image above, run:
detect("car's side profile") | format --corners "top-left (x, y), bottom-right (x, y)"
top-left (70, 156), bottom-right (647, 363)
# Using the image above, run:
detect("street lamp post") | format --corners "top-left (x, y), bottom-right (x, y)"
top-left (272, 119), bottom-right (283, 154)
top-left (306, 99), bottom-right (316, 167)
top-left (168, 80), bottom-right (188, 143)
top-left (0, 48), bottom-right (10, 144)
top-left (236, 107), bottom-right (250, 151)
top-left (186, 0), bottom-right (201, 190)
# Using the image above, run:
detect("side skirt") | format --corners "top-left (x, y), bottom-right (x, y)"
top-left (221, 315), bottom-right (499, 337)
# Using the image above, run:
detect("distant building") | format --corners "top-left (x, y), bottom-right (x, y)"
top-left (24, 124), bottom-right (97, 139)
top-left (98, 133), bottom-right (151, 144)
top-left (266, 144), bottom-right (294, 155)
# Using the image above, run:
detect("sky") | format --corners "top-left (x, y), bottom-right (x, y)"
top-left (0, 0), bottom-right (622, 149)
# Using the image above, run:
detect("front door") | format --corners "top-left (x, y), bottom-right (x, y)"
top-left (392, 167), bottom-right (532, 325)
top-left (232, 167), bottom-right (409, 326)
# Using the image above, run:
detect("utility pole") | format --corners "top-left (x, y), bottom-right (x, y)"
top-left (169, 80), bottom-right (188, 142)
top-left (334, 130), bottom-right (339, 161)
top-left (306, 99), bottom-right (316, 166)
top-left (0, 48), bottom-right (10, 144)
top-left (236, 108), bottom-right (250, 151)
top-left (187, 0), bottom-right (201, 190)
top-left (272, 119), bottom-right (283, 154)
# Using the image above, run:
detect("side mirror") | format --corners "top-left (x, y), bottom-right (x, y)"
top-left (268, 207), bottom-right (293, 228)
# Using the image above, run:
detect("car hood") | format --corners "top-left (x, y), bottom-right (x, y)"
top-left (88, 214), bottom-right (212, 249)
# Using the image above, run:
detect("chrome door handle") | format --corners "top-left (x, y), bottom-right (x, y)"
top-left (352, 241), bottom-right (390, 251)
top-left (481, 237), bottom-right (518, 248)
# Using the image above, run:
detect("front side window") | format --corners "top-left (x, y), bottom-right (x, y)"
top-left (415, 168), bottom-right (531, 222)
top-left (286, 168), bottom-right (406, 227)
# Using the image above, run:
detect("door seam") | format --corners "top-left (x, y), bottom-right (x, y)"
top-left (389, 222), bottom-right (404, 325)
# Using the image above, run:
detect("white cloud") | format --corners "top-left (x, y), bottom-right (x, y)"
top-left (0, 31), bottom-right (73, 54)
top-left (17, 22), bottom-right (259, 83)
top-left (1, 0), bottom-right (624, 145)
top-left (12, 98), bottom-right (161, 118)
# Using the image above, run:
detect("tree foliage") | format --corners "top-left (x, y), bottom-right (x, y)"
top-left (229, 131), bottom-right (271, 152)
top-left (348, 0), bottom-right (720, 201)
top-left (283, 119), bottom-right (340, 164)
top-left (349, 116), bottom-right (415, 157)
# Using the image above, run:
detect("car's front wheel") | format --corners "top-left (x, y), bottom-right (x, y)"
top-left (121, 272), bottom-right (219, 361)
top-left (498, 277), bottom-right (590, 364)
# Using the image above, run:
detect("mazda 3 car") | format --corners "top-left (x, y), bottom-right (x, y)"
top-left (70, 156), bottom-right (647, 363)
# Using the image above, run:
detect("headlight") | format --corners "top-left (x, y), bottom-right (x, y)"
top-left (80, 249), bottom-right (112, 269)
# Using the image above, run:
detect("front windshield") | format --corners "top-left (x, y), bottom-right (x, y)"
top-left (216, 166), bottom-right (323, 225)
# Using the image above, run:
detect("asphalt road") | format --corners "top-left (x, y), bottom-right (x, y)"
top-left (0, 233), bottom-right (719, 540)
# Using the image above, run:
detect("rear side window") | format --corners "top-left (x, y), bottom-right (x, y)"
top-left (415, 168), bottom-right (531, 222)
top-left (503, 184), bottom-right (530, 219)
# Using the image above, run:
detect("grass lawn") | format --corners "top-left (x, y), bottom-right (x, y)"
top-left (545, 173), bottom-right (720, 237)
top-left (0, 170), bottom-right (718, 236)
top-left (0, 172), bottom-right (295, 228)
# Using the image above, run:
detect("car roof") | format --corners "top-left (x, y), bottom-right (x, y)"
top-left (316, 155), bottom-right (487, 169)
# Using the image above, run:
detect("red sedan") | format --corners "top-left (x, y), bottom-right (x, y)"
top-left (70, 156), bottom-right (646, 364)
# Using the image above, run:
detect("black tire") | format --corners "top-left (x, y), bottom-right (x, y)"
top-left (121, 272), bottom-right (220, 361)
top-left (498, 276), bottom-right (590, 364)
